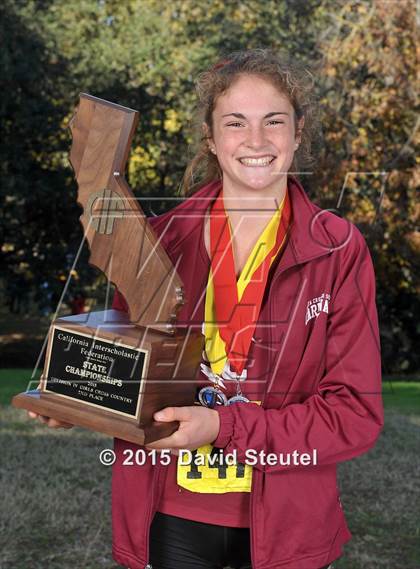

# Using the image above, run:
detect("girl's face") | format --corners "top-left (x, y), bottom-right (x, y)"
top-left (206, 73), bottom-right (304, 194)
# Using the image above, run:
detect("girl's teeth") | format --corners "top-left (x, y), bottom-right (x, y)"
top-left (239, 157), bottom-right (274, 166)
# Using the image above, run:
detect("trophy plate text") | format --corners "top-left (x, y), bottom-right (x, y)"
top-left (44, 327), bottom-right (148, 418)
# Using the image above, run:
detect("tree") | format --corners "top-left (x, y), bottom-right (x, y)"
top-left (0, 0), bottom-right (417, 373)
top-left (316, 0), bottom-right (419, 372)
top-left (0, 0), bottom-right (83, 314)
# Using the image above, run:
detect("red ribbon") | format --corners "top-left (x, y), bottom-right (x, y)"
top-left (209, 189), bottom-right (292, 375)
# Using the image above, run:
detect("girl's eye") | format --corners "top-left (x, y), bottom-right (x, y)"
top-left (225, 120), bottom-right (284, 127)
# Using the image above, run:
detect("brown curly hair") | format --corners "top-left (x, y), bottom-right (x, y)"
top-left (181, 48), bottom-right (320, 195)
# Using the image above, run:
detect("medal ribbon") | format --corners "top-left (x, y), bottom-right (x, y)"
top-left (207, 188), bottom-right (292, 376)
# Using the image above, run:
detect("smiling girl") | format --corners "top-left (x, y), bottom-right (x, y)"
top-left (34, 48), bottom-right (384, 569)
top-left (111, 48), bottom-right (383, 569)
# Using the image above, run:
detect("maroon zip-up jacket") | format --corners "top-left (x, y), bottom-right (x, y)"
top-left (111, 175), bottom-right (384, 569)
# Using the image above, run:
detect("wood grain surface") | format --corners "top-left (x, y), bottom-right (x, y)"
top-left (69, 93), bottom-right (184, 331)
top-left (11, 310), bottom-right (202, 443)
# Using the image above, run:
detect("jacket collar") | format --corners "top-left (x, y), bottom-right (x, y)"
top-left (165, 175), bottom-right (334, 270)
top-left (274, 175), bottom-right (334, 271)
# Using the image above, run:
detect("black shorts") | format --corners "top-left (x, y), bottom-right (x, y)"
top-left (148, 512), bottom-right (334, 569)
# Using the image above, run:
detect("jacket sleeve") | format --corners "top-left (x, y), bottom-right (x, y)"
top-left (213, 227), bottom-right (384, 472)
top-left (112, 289), bottom-right (129, 312)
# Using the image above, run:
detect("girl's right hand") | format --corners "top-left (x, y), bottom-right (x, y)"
top-left (27, 410), bottom-right (74, 429)
top-left (26, 381), bottom-right (74, 429)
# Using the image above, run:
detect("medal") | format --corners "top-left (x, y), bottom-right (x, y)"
top-left (227, 394), bottom-right (250, 405)
top-left (198, 386), bottom-right (228, 408)
top-left (199, 361), bottom-right (249, 407)
top-left (198, 363), bottom-right (228, 408)
top-left (227, 376), bottom-right (250, 405)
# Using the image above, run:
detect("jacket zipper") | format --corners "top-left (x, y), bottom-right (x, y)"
top-left (250, 468), bottom-right (260, 568)
top-left (249, 289), bottom-right (275, 569)
top-left (250, 255), bottom-right (330, 568)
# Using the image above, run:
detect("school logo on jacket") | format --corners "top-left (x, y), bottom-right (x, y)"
top-left (305, 292), bottom-right (330, 325)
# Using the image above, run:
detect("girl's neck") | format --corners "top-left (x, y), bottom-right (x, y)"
top-left (221, 176), bottom-right (288, 220)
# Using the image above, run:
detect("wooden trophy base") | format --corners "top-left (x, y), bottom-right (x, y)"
top-left (12, 389), bottom-right (177, 445)
top-left (12, 309), bottom-right (202, 445)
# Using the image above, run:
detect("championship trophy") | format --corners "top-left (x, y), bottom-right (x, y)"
top-left (12, 94), bottom-right (202, 444)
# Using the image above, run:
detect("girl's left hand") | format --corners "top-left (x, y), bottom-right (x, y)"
top-left (146, 406), bottom-right (220, 452)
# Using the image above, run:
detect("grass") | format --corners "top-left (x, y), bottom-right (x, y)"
top-left (382, 380), bottom-right (420, 414)
top-left (0, 407), bottom-right (121, 569)
top-left (1, 370), bottom-right (419, 568)
top-left (0, 368), bottom-right (42, 405)
top-left (334, 410), bottom-right (420, 568)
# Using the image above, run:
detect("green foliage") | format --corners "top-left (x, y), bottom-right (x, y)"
top-left (0, 0), bottom-right (418, 373)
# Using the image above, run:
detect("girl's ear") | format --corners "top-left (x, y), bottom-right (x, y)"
top-left (202, 122), bottom-right (216, 153)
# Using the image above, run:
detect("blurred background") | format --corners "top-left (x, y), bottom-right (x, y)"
top-left (0, 0), bottom-right (418, 373)
top-left (0, 1), bottom-right (419, 568)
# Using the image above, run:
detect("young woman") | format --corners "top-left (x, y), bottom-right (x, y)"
top-left (32, 49), bottom-right (384, 569)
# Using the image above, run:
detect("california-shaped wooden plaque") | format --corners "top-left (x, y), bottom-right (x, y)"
top-left (12, 94), bottom-right (202, 445)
